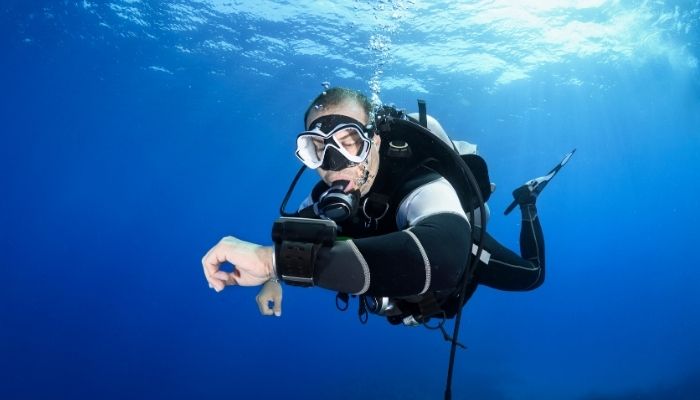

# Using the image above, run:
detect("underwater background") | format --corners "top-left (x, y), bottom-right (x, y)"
top-left (2, 1), bottom-right (699, 399)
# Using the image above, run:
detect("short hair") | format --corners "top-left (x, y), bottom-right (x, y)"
top-left (303, 87), bottom-right (373, 128)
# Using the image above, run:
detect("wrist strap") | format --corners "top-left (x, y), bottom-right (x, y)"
top-left (272, 217), bottom-right (337, 287)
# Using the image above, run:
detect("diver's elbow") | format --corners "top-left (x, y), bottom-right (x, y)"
top-left (525, 267), bottom-right (545, 290)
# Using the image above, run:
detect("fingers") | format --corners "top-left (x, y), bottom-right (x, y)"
top-left (201, 239), bottom-right (235, 292)
top-left (256, 293), bottom-right (274, 316)
top-left (255, 280), bottom-right (283, 317)
top-left (272, 292), bottom-right (282, 317)
top-left (214, 270), bottom-right (239, 286)
top-left (202, 249), bottom-right (225, 292)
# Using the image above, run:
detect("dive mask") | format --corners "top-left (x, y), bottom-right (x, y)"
top-left (296, 114), bottom-right (372, 171)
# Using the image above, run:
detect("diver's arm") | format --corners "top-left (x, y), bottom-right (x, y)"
top-left (312, 212), bottom-right (471, 297)
top-left (199, 216), bottom-right (470, 298)
top-left (479, 150), bottom-right (573, 289)
top-left (519, 203), bottom-right (545, 276)
top-left (471, 192), bottom-right (545, 291)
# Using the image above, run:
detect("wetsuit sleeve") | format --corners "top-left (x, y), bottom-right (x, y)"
top-left (312, 179), bottom-right (473, 297)
top-left (313, 214), bottom-right (472, 297)
top-left (472, 203), bottom-right (545, 291)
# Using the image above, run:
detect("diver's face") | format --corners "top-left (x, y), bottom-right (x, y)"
top-left (305, 100), bottom-right (380, 195)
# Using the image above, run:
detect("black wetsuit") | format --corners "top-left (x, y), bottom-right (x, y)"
top-left (295, 155), bottom-right (546, 308)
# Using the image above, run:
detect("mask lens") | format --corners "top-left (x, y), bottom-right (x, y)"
top-left (331, 127), bottom-right (365, 157)
top-left (311, 137), bottom-right (325, 159)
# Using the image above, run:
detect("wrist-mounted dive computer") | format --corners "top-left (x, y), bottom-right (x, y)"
top-left (271, 217), bottom-right (337, 287)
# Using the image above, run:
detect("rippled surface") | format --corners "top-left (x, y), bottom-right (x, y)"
top-left (68, 0), bottom-right (699, 93)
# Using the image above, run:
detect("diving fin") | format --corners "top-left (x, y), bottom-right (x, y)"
top-left (504, 148), bottom-right (576, 215)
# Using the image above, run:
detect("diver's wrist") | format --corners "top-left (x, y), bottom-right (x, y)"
top-left (254, 246), bottom-right (276, 282)
top-left (271, 247), bottom-right (277, 279)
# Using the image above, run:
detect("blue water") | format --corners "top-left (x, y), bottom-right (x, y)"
top-left (2, 1), bottom-right (699, 399)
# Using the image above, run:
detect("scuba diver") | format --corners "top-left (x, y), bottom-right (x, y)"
top-left (202, 86), bottom-right (575, 400)
top-left (202, 87), bottom-right (560, 325)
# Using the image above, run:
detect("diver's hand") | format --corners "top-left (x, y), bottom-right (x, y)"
top-left (512, 176), bottom-right (547, 205)
top-left (201, 236), bottom-right (275, 292)
top-left (512, 184), bottom-right (537, 205)
top-left (256, 279), bottom-right (283, 317)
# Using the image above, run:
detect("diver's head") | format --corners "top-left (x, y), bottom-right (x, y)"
top-left (297, 87), bottom-right (381, 197)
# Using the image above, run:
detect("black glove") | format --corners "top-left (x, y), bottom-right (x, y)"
top-left (512, 176), bottom-right (548, 205)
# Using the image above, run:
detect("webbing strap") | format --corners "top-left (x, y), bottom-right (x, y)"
top-left (417, 99), bottom-right (427, 128)
top-left (417, 293), bottom-right (442, 319)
